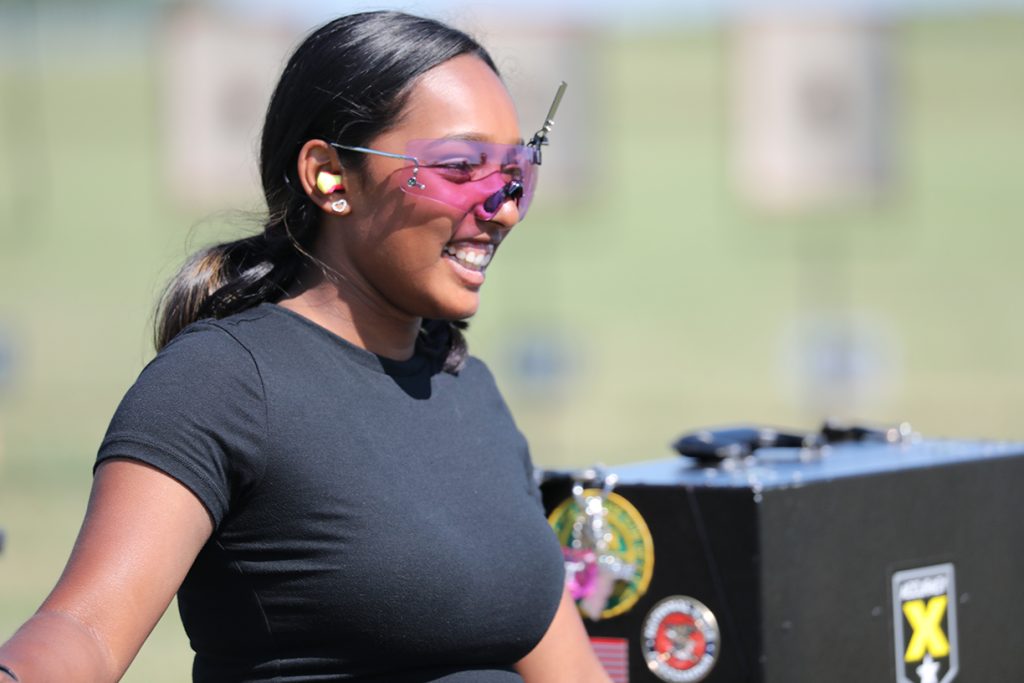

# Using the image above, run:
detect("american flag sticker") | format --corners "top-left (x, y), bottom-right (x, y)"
top-left (591, 637), bottom-right (629, 683)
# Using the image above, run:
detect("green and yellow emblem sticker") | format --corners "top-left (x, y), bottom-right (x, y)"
top-left (548, 490), bottom-right (655, 620)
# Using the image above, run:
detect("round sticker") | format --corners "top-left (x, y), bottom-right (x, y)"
top-left (548, 490), bottom-right (654, 620)
top-left (641, 595), bottom-right (720, 682)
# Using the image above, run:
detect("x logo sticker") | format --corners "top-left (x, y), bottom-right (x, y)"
top-left (903, 596), bottom-right (950, 662)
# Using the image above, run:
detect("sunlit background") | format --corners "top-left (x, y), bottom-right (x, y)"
top-left (1, 0), bottom-right (1022, 678)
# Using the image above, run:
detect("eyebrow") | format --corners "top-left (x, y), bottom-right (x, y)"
top-left (440, 132), bottom-right (526, 146)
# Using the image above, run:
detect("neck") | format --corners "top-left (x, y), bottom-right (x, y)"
top-left (277, 278), bottom-right (421, 361)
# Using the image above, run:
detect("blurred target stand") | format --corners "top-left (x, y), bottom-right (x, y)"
top-left (732, 10), bottom-right (901, 422)
top-left (732, 13), bottom-right (893, 212)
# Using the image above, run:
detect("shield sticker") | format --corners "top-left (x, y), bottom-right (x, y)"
top-left (892, 563), bottom-right (959, 683)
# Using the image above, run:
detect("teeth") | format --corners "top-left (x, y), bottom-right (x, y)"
top-left (443, 243), bottom-right (494, 271)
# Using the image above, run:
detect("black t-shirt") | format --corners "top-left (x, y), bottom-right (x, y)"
top-left (95, 303), bottom-right (566, 682)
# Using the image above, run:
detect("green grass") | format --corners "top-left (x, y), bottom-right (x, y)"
top-left (1, 12), bottom-right (1023, 680)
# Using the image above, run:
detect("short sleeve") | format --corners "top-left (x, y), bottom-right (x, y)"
top-left (95, 322), bottom-right (268, 527)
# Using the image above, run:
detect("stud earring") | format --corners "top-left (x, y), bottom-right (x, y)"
top-left (317, 172), bottom-right (344, 194)
top-left (331, 198), bottom-right (349, 213)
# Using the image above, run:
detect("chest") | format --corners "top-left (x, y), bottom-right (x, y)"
top-left (205, 362), bottom-right (563, 664)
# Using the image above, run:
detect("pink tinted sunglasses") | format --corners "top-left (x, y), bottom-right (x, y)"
top-left (331, 82), bottom-right (566, 221)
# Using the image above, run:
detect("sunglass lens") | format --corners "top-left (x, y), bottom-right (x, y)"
top-left (404, 140), bottom-right (539, 220)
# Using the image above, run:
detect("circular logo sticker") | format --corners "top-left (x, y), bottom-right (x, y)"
top-left (641, 596), bottom-right (720, 682)
top-left (548, 490), bottom-right (654, 620)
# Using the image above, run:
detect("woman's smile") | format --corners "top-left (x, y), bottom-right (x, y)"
top-left (442, 241), bottom-right (495, 285)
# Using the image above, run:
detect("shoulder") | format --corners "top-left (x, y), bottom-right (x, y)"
top-left (139, 319), bottom-right (261, 395)
top-left (160, 319), bottom-right (254, 363)
top-left (111, 314), bottom-right (271, 433)
top-left (451, 355), bottom-right (518, 419)
top-left (151, 304), bottom-right (289, 378)
top-left (99, 313), bottom-right (273, 525)
top-left (460, 354), bottom-right (495, 381)
top-left (165, 305), bottom-right (278, 358)
top-left (454, 355), bottom-right (502, 393)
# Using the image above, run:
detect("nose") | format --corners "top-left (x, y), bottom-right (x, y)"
top-left (486, 194), bottom-right (520, 229)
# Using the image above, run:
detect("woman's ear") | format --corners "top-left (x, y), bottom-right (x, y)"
top-left (297, 139), bottom-right (351, 216)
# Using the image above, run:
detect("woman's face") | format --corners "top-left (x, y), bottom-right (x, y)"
top-left (325, 54), bottom-right (524, 323)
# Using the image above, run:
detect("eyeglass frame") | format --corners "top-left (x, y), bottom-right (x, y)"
top-left (328, 143), bottom-right (429, 191)
top-left (286, 81), bottom-right (567, 215)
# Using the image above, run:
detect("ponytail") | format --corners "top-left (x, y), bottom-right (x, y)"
top-left (153, 218), bottom-right (305, 351)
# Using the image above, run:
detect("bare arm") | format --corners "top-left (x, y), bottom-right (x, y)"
top-left (0, 459), bottom-right (213, 682)
top-left (514, 586), bottom-right (612, 683)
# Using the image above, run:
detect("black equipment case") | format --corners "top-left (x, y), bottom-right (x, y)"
top-left (539, 439), bottom-right (1024, 683)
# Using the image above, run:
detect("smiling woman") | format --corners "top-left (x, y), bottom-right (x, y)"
top-left (0, 10), bottom-right (607, 683)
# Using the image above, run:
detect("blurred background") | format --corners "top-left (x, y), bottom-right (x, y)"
top-left (1, 0), bottom-right (1022, 678)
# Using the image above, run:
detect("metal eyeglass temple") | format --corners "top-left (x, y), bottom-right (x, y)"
top-left (329, 142), bottom-right (426, 190)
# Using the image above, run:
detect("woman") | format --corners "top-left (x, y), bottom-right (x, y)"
top-left (0, 11), bottom-right (610, 683)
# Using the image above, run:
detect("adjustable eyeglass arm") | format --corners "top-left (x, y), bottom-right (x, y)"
top-left (329, 142), bottom-right (426, 189)
top-left (527, 81), bottom-right (568, 165)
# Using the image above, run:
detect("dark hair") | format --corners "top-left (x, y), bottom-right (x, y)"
top-left (154, 11), bottom-right (500, 372)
